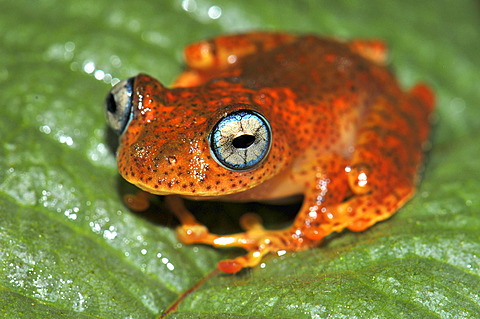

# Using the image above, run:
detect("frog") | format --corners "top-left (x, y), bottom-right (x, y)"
top-left (105, 32), bottom-right (435, 273)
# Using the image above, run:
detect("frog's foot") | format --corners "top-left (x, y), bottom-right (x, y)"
top-left (167, 196), bottom-right (311, 273)
top-left (123, 191), bottom-right (153, 211)
top-left (174, 32), bottom-right (296, 87)
top-left (175, 213), bottom-right (267, 255)
top-left (176, 213), bottom-right (307, 273)
top-left (173, 71), bottom-right (204, 88)
top-left (183, 32), bottom-right (296, 71)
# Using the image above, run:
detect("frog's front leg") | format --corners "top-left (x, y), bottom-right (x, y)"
top-left (166, 195), bottom-right (270, 249)
top-left (170, 158), bottom-right (352, 273)
top-left (167, 195), bottom-right (281, 273)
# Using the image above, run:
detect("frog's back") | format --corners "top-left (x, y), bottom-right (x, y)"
top-left (233, 36), bottom-right (392, 106)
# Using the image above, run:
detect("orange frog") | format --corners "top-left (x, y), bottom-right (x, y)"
top-left (105, 32), bottom-right (434, 273)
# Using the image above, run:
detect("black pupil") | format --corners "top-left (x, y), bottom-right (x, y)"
top-left (232, 134), bottom-right (255, 148)
top-left (106, 93), bottom-right (117, 114)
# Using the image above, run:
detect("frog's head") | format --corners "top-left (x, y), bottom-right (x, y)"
top-left (105, 74), bottom-right (291, 197)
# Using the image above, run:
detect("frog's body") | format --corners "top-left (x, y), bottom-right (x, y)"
top-left (106, 32), bottom-right (434, 273)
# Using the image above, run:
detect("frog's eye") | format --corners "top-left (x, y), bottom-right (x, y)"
top-left (105, 77), bottom-right (134, 136)
top-left (210, 110), bottom-right (272, 171)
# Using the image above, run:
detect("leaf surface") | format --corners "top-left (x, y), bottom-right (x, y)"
top-left (1, 1), bottom-right (479, 318)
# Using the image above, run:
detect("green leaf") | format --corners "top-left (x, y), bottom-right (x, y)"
top-left (1, 0), bottom-right (479, 318)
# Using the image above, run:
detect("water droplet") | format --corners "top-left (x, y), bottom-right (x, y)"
top-left (39, 125), bottom-right (51, 134)
top-left (227, 55), bottom-right (237, 64)
top-left (103, 225), bottom-right (117, 240)
top-left (83, 61), bottom-right (95, 74)
top-left (207, 5), bottom-right (222, 19)
top-left (110, 55), bottom-right (122, 68)
top-left (70, 61), bottom-right (80, 71)
top-left (58, 134), bottom-right (74, 146)
top-left (181, 0), bottom-right (197, 12)
top-left (277, 250), bottom-right (287, 256)
top-left (94, 69), bottom-right (105, 80)
top-left (64, 208), bottom-right (78, 220)
top-left (102, 73), bottom-right (113, 84)
top-left (89, 222), bottom-right (101, 234)
top-left (65, 41), bottom-right (75, 52)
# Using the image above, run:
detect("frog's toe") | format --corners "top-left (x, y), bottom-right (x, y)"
top-left (348, 39), bottom-right (388, 65)
top-left (239, 212), bottom-right (265, 231)
top-left (123, 191), bottom-right (152, 211)
top-left (218, 248), bottom-right (270, 273)
top-left (218, 259), bottom-right (243, 273)
top-left (411, 83), bottom-right (435, 111)
top-left (176, 224), bottom-right (210, 244)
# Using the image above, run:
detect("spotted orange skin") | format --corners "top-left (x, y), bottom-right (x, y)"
top-left (117, 32), bottom-right (434, 273)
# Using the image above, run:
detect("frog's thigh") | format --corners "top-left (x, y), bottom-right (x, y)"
top-left (183, 32), bottom-right (296, 71)
top-left (344, 95), bottom-right (430, 231)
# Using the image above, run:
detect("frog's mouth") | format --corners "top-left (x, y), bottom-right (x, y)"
top-left (183, 194), bottom-right (303, 204)
top-left (129, 179), bottom-right (252, 198)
